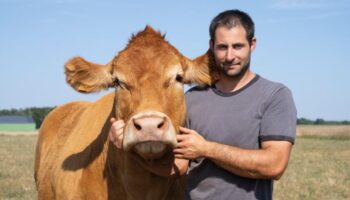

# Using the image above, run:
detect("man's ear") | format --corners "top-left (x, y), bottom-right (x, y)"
top-left (65, 57), bottom-right (114, 93)
top-left (182, 50), bottom-right (219, 86)
top-left (209, 39), bottom-right (214, 52)
top-left (250, 37), bottom-right (257, 52)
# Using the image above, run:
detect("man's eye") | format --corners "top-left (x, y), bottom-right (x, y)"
top-left (216, 45), bottom-right (227, 50)
top-left (175, 74), bottom-right (184, 83)
top-left (233, 44), bottom-right (244, 49)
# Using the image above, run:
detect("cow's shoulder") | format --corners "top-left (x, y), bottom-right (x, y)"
top-left (36, 101), bottom-right (91, 166)
top-left (35, 101), bottom-right (91, 194)
top-left (41, 92), bottom-right (115, 136)
top-left (39, 101), bottom-right (91, 138)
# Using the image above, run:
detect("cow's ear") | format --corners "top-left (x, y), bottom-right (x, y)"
top-left (182, 50), bottom-right (219, 86)
top-left (65, 57), bottom-right (114, 93)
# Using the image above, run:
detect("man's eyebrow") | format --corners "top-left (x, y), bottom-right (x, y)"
top-left (233, 43), bottom-right (245, 46)
top-left (216, 43), bottom-right (228, 48)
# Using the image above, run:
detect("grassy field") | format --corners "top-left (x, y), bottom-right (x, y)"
top-left (274, 136), bottom-right (350, 199)
top-left (0, 125), bottom-right (349, 199)
top-left (297, 124), bottom-right (350, 138)
top-left (0, 135), bottom-right (37, 200)
top-left (0, 123), bottom-right (36, 132)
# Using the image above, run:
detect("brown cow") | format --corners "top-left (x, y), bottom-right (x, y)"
top-left (34, 26), bottom-right (218, 200)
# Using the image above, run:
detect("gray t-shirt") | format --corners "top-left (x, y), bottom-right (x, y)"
top-left (185, 75), bottom-right (297, 200)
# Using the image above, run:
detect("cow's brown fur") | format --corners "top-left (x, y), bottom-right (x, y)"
top-left (35, 26), bottom-right (218, 200)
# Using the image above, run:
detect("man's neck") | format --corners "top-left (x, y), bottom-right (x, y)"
top-left (215, 70), bottom-right (256, 93)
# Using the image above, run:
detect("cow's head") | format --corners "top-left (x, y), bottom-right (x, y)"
top-left (64, 26), bottom-right (218, 161)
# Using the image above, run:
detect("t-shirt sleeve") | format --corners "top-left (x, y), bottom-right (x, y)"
top-left (259, 86), bottom-right (297, 144)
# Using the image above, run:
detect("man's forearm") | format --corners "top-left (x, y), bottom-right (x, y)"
top-left (203, 141), bottom-right (291, 180)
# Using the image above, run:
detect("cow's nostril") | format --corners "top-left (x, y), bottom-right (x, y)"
top-left (132, 115), bottom-right (168, 133)
top-left (134, 122), bottom-right (142, 131)
top-left (157, 121), bottom-right (164, 129)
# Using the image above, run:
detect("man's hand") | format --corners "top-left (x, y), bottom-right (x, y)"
top-left (108, 118), bottom-right (125, 149)
top-left (173, 126), bottom-right (208, 160)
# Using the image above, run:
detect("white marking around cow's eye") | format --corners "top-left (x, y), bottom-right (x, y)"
top-left (166, 64), bottom-right (184, 87)
top-left (114, 72), bottom-right (127, 85)
top-left (114, 72), bottom-right (131, 90)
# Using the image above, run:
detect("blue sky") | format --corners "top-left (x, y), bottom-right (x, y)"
top-left (1, 0), bottom-right (349, 121)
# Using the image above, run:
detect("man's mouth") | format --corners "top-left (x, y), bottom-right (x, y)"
top-left (222, 63), bottom-right (240, 68)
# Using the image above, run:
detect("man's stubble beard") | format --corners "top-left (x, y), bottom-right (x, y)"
top-left (220, 58), bottom-right (250, 80)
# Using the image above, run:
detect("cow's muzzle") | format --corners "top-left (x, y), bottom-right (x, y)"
top-left (123, 111), bottom-right (177, 160)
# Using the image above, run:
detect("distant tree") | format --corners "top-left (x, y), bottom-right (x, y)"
top-left (0, 108), bottom-right (25, 115)
top-left (0, 107), bottom-right (55, 129)
top-left (341, 120), bottom-right (350, 125)
top-left (297, 118), bottom-right (314, 125)
top-left (29, 107), bottom-right (55, 129)
top-left (314, 118), bottom-right (326, 125)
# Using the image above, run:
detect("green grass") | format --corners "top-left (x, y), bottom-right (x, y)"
top-left (0, 124), bottom-right (36, 132)
top-left (0, 135), bottom-right (349, 200)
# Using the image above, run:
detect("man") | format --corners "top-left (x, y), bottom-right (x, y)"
top-left (109, 9), bottom-right (297, 200)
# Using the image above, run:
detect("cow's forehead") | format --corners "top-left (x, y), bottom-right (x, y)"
top-left (113, 27), bottom-right (184, 79)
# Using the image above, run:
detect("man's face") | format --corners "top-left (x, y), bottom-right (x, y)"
top-left (211, 25), bottom-right (256, 78)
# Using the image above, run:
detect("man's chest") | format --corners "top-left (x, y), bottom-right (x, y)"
top-left (187, 98), bottom-right (262, 149)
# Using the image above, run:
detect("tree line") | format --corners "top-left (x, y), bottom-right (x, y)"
top-left (297, 117), bottom-right (350, 125)
top-left (1, 108), bottom-right (350, 129)
top-left (0, 107), bottom-right (55, 129)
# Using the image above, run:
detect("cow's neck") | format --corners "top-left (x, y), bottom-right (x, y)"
top-left (105, 146), bottom-right (179, 200)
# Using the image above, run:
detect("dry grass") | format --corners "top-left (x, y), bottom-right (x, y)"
top-left (0, 126), bottom-right (349, 200)
top-left (297, 125), bottom-right (350, 138)
top-left (274, 136), bottom-right (350, 199)
top-left (0, 135), bottom-right (37, 200)
top-left (0, 131), bottom-right (38, 136)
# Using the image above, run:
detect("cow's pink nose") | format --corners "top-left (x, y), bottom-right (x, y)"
top-left (132, 116), bottom-right (168, 137)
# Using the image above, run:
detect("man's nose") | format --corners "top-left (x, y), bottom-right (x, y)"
top-left (225, 47), bottom-right (235, 62)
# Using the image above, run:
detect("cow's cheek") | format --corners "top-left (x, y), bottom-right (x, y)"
top-left (165, 88), bottom-right (186, 128)
top-left (116, 91), bottom-right (134, 121)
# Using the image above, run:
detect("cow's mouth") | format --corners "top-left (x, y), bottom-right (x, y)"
top-left (123, 111), bottom-right (178, 161)
top-left (132, 141), bottom-right (173, 161)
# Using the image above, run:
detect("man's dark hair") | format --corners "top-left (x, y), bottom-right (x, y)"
top-left (209, 9), bottom-right (255, 44)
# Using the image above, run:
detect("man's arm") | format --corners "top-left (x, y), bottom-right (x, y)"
top-left (174, 127), bottom-right (292, 180)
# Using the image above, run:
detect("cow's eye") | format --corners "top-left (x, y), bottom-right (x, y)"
top-left (175, 74), bottom-right (183, 83)
top-left (115, 79), bottom-right (129, 90)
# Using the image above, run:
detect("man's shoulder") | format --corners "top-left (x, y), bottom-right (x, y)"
top-left (184, 85), bottom-right (214, 106)
top-left (185, 85), bottom-right (212, 96)
top-left (255, 75), bottom-right (295, 113)
top-left (255, 75), bottom-right (290, 94)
